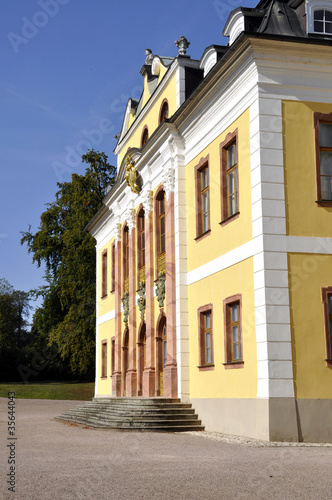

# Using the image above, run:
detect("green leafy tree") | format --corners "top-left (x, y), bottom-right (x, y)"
top-left (21, 150), bottom-right (116, 377)
top-left (0, 278), bottom-right (31, 380)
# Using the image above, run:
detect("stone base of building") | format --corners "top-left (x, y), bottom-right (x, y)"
top-left (191, 397), bottom-right (332, 443)
top-left (142, 368), bottom-right (156, 397)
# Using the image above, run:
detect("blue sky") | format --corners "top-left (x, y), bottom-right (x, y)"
top-left (0, 0), bottom-right (257, 307)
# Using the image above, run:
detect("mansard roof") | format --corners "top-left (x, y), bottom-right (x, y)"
top-left (223, 0), bottom-right (307, 39)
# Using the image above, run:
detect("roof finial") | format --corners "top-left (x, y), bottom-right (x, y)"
top-left (175, 35), bottom-right (190, 55)
top-left (145, 48), bottom-right (153, 65)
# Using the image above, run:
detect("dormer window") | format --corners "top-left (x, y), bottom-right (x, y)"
top-left (306, 1), bottom-right (332, 35)
top-left (314, 9), bottom-right (332, 33)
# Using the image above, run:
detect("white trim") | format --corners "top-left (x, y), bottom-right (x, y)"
top-left (187, 238), bottom-right (261, 285)
top-left (199, 47), bottom-right (218, 77)
top-left (250, 96), bottom-right (294, 400)
top-left (97, 309), bottom-right (115, 326)
top-left (223, 11), bottom-right (246, 45)
top-left (176, 65), bottom-right (186, 109)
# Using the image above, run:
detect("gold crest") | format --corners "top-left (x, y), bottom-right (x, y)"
top-left (125, 155), bottom-right (140, 194)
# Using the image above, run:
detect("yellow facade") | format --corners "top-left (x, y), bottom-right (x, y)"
top-left (189, 257), bottom-right (257, 399)
top-left (186, 109), bottom-right (252, 272)
top-left (288, 252), bottom-right (332, 399)
top-left (98, 320), bottom-right (114, 395)
top-left (118, 73), bottom-right (177, 165)
top-left (98, 240), bottom-right (115, 317)
top-left (283, 100), bottom-right (332, 237)
top-left (88, 19), bottom-right (332, 440)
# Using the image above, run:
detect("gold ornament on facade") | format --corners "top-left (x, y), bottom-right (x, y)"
top-left (137, 281), bottom-right (146, 318)
top-left (125, 155), bottom-right (140, 194)
top-left (122, 292), bottom-right (129, 323)
top-left (155, 272), bottom-right (166, 310)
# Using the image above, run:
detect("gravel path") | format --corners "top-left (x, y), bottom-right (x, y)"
top-left (1, 398), bottom-right (331, 500)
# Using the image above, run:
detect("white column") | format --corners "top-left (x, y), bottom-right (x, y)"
top-left (250, 95), bottom-right (295, 399)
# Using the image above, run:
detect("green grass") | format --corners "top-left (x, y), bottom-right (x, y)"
top-left (0, 381), bottom-right (94, 400)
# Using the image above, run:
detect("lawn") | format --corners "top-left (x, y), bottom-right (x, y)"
top-left (0, 381), bottom-right (94, 400)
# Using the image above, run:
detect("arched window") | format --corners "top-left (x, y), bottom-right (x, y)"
top-left (137, 208), bottom-right (145, 284)
top-left (159, 99), bottom-right (169, 125)
top-left (141, 126), bottom-right (149, 148)
top-left (123, 225), bottom-right (129, 293)
top-left (155, 188), bottom-right (166, 276)
top-left (313, 9), bottom-right (332, 33)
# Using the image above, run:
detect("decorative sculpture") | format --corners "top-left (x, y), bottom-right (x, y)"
top-left (137, 281), bottom-right (146, 318)
top-left (175, 36), bottom-right (190, 55)
top-left (122, 292), bottom-right (129, 323)
top-left (145, 48), bottom-right (153, 65)
top-left (155, 272), bottom-right (166, 309)
top-left (125, 155), bottom-right (140, 194)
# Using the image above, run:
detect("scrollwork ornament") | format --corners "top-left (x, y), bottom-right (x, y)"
top-left (125, 208), bottom-right (135, 232)
top-left (142, 190), bottom-right (153, 216)
top-left (162, 166), bottom-right (174, 200)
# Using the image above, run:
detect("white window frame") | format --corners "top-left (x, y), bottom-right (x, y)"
top-left (306, 0), bottom-right (332, 33)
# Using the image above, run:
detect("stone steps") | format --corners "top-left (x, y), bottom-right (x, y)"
top-left (55, 397), bottom-right (204, 432)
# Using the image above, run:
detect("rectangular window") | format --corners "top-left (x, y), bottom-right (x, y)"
top-left (101, 250), bottom-right (107, 298)
top-left (160, 205), bottom-right (165, 254)
top-left (220, 130), bottom-right (240, 225)
top-left (195, 155), bottom-right (210, 240)
top-left (198, 304), bottom-right (214, 369)
top-left (321, 287), bottom-right (332, 366)
top-left (201, 167), bottom-right (209, 234)
top-left (314, 9), bottom-right (332, 34)
top-left (138, 211), bottom-right (145, 285)
top-left (227, 143), bottom-right (238, 217)
top-left (124, 228), bottom-right (129, 278)
top-left (111, 243), bottom-right (115, 292)
top-left (314, 113), bottom-right (332, 205)
top-left (123, 226), bottom-right (129, 294)
top-left (111, 337), bottom-right (115, 375)
top-left (141, 215), bottom-right (145, 267)
top-left (101, 341), bottom-right (107, 378)
top-left (155, 189), bottom-right (166, 277)
top-left (223, 295), bottom-right (243, 368)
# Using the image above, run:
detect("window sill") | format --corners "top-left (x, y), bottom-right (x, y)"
top-left (197, 364), bottom-right (215, 371)
top-left (315, 200), bottom-right (332, 207)
top-left (100, 376), bottom-right (108, 380)
top-left (325, 359), bottom-right (332, 367)
top-left (110, 289), bottom-right (115, 294)
top-left (101, 294), bottom-right (108, 300)
top-left (223, 361), bottom-right (244, 370)
top-left (219, 212), bottom-right (240, 227)
top-left (195, 229), bottom-right (211, 242)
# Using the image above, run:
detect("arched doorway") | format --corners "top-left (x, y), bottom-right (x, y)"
top-left (137, 321), bottom-right (146, 396)
top-left (122, 326), bottom-right (129, 396)
top-left (156, 313), bottom-right (166, 396)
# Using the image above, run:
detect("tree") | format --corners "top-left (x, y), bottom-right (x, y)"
top-left (21, 150), bottom-right (116, 377)
top-left (0, 278), bottom-right (31, 380)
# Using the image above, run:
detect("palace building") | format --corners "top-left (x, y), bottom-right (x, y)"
top-left (87, 0), bottom-right (332, 442)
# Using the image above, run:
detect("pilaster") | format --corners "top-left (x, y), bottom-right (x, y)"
top-left (142, 195), bottom-right (156, 396)
top-left (112, 234), bottom-right (122, 396)
top-left (126, 221), bottom-right (137, 396)
top-left (250, 96), bottom-right (295, 400)
top-left (164, 190), bottom-right (178, 397)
